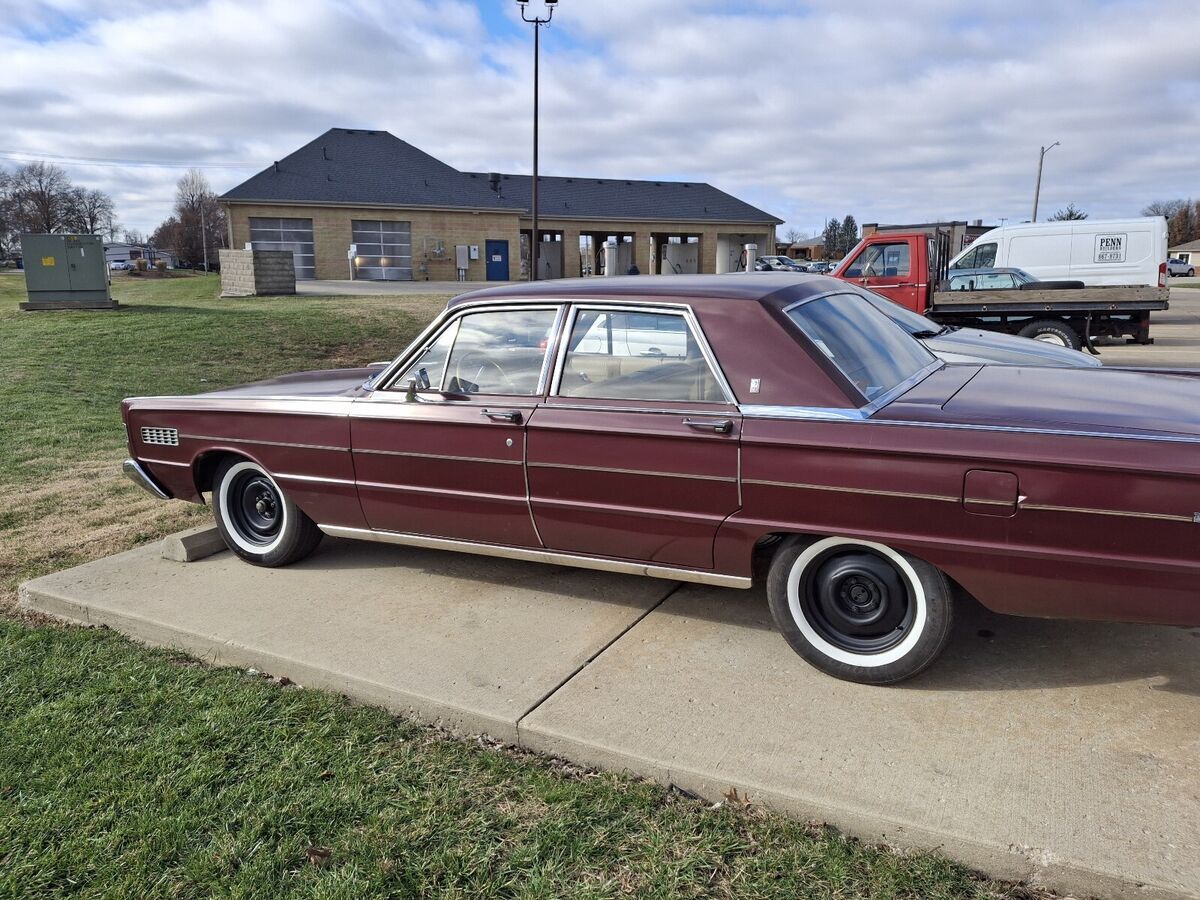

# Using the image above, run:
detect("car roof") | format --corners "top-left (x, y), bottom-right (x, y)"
top-left (448, 273), bottom-right (839, 309)
top-left (948, 267), bottom-right (1024, 276)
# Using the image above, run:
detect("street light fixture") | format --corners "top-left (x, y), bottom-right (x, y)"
top-left (517, 0), bottom-right (558, 281)
top-left (1031, 141), bottom-right (1060, 223)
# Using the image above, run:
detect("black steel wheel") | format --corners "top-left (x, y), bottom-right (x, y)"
top-left (767, 536), bottom-right (954, 684)
top-left (212, 458), bottom-right (322, 567)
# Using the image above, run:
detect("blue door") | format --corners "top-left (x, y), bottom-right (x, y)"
top-left (485, 240), bottom-right (509, 281)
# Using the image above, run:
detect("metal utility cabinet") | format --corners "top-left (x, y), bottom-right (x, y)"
top-left (20, 234), bottom-right (116, 310)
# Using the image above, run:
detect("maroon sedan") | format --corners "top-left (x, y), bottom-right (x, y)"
top-left (122, 274), bottom-right (1200, 683)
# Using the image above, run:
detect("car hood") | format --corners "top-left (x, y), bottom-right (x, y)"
top-left (195, 366), bottom-right (384, 399)
top-left (886, 365), bottom-right (1200, 439)
top-left (923, 327), bottom-right (1101, 367)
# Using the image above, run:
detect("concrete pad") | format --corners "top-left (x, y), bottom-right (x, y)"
top-left (160, 525), bottom-right (226, 562)
top-left (20, 538), bottom-right (673, 742)
top-left (521, 586), bottom-right (1200, 900)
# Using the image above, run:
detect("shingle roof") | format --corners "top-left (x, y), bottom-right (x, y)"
top-left (463, 172), bottom-right (781, 224)
top-left (221, 128), bottom-right (781, 224)
top-left (221, 128), bottom-right (523, 211)
top-left (1170, 239), bottom-right (1200, 252)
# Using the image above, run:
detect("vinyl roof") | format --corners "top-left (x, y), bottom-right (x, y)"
top-left (222, 128), bottom-right (780, 224)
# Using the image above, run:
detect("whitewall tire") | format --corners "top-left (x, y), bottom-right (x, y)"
top-left (212, 458), bottom-right (322, 567)
top-left (766, 536), bottom-right (953, 684)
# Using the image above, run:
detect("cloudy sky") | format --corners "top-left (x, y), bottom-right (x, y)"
top-left (3, 0), bottom-right (1198, 237)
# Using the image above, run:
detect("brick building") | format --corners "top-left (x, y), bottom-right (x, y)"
top-left (220, 128), bottom-right (780, 282)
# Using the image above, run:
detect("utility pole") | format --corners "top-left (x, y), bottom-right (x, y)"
top-left (200, 201), bottom-right (209, 273)
top-left (518, 0), bottom-right (558, 281)
top-left (1031, 141), bottom-right (1060, 223)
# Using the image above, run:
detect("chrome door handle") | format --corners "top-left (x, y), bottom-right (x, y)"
top-left (482, 409), bottom-right (522, 424)
top-left (683, 417), bottom-right (734, 434)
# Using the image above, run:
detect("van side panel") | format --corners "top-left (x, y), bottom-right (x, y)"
top-left (1006, 229), bottom-right (1071, 280)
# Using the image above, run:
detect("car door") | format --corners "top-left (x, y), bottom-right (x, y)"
top-left (350, 305), bottom-right (562, 547)
top-left (526, 304), bottom-right (741, 570)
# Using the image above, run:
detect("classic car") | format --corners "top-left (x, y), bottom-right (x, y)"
top-left (121, 273), bottom-right (1200, 684)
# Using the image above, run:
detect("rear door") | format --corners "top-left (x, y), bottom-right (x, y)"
top-left (351, 305), bottom-right (562, 547)
top-left (526, 305), bottom-right (741, 570)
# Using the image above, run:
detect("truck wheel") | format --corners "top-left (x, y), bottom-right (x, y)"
top-left (1017, 319), bottom-right (1081, 350)
top-left (766, 536), bottom-right (954, 684)
top-left (213, 458), bottom-right (323, 567)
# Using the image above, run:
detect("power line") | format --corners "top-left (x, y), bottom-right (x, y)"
top-left (0, 149), bottom-right (259, 170)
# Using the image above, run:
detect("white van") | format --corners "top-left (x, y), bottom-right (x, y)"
top-left (949, 217), bottom-right (1167, 287)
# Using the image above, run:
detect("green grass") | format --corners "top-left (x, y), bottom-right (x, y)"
top-left (0, 272), bottom-right (443, 483)
top-left (0, 272), bottom-right (1038, 898)
top-left (0, 620), bottom-right (1025, 899)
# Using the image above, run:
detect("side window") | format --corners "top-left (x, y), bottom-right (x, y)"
top-left (975, 272), bottom-right (1016, 289)
top-left (394, 308), bottom-right (557, 395)
top-left (557, 309), bottom-right (725, 403)
top-left (849, 243), bottom-right (910, 278)
top-left (951, 246), bottom-right (977, 270)
top-left (972, 242), bottom-right (997, 269)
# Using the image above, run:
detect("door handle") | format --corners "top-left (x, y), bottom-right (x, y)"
top-left (683, 417), bottom-right (734, 434)
top-left (482, 409), bottom-right (522, 424)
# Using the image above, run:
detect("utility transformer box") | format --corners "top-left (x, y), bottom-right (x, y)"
top-left (20, 233), bottom-right (116, 311)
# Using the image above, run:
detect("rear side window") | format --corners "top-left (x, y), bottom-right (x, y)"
top-left (557, 309), bottom-right (725, 403)
top-left (786, 294), bottom-right (935, 402)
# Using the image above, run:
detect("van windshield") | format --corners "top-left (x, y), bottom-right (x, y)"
top-left (785, 293), bottom-right (937, 403)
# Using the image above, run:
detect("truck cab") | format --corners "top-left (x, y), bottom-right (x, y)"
top-left (837, 232), bottom-right (935, 314)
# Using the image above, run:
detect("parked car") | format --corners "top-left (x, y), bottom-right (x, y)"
top-left (121, 273), bottom-right (1200, 684)
top-left (854, 285), bottom-right (1101, 367)
top-left (806, 262), bottom-right (833, 274)
top-left (109, 261), bottom-right (129, 271)
top-left (756, 255), bottom-right (807, 272)
top-left (1167, 258), bottom-right (1195, 277)
top-left (945, 267), bottom-right (1083, 292)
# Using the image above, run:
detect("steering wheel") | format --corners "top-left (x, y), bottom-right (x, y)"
top-left (453, 353), bottom-right (513, 393)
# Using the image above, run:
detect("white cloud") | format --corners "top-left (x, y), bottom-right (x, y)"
top-left (2, 0), bottom-right (1197, 236)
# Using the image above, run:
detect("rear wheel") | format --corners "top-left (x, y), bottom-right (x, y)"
top-left (766, 536), bottom-right (954, 684)
top-left (1017, 318), bottom-right (1081, 350)
top-left (212, 458), bottom-right (322, 567)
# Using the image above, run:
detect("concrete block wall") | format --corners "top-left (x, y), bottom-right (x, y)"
top-left (219, 249), bottom-right (297, 297)
top-left (225, 203), bottom-right (521, 282)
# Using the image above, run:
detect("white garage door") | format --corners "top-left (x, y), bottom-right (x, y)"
top-left (352, 220), bottom-right (412, 281)
top-left (249, 217), bottom-right (315, 280)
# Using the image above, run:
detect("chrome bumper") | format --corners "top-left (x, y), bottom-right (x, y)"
top-left (122, 458), bottom-right (171, 500)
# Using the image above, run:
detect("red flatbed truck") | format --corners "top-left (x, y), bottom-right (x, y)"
top-left (830, 228), bottom-right (1170, 351)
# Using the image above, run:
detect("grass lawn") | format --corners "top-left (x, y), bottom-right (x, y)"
top-left (0, 272), bottom-right (1040, 898)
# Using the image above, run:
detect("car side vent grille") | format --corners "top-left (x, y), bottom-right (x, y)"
top-left (140, 427), bottom-right (179, 446)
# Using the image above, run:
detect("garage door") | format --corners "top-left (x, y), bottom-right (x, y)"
top-left (352, 220), bottom-right (412, 281)
top-left (248, 217), bottom-right (315, 280)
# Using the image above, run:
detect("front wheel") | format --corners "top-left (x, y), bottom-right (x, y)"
top-left (212, 458), bottom-right (322, 567)
top-left (766, 536), bottom-right (954, 684)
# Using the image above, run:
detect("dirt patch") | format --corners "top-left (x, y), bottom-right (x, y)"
top-left (0, 458), bottom-right (207, 613)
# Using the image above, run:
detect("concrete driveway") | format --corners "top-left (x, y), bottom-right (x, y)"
top-left (22, 536), bottom-right (1200, 900)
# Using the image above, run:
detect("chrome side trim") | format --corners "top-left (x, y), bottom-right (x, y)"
top-left (356, 481), bottom-right (518, 503)
top-left (122, 459), bottom-right (170, 500)
top-left (317, 525), bottom-right (752, 589)
top-left (138, 457), bottom-right (190, 467)
top-left (354, 448), bottom-right (522, 466)
top-left (529, 461), bottom-right (736, 482)
top-left (965, 498), bottom-right (1013, 507)
top-left (739, 409), bottom-right (1200, 447)
top-left (274, 472), bottom-right (357, 486)
top-left (179, 434), bottom-right (346, 452)
top-left (1022, 503), bottom-right (1194, 523)
top-left (743, 478), bottom-right (958, 504)
top-left (740, 405), bottom-right (865, 422)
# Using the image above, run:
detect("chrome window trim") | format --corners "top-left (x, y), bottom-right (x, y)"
top-left (780, 289), bottom-right (943, 411)
top-left (548, 301), bottom-right (737, 404)
top-left (739, 405), bottom-right (866, 422)
top-left (544, 402), bottom-right (737, 416)
top-left (375, 302), bottom-right (564, 396)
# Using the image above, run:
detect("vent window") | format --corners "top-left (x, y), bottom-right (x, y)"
top-left (140, 427), bottom-right (179, 446)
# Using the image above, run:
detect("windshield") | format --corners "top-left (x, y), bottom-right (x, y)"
top-left (786, 293), bottom-right (936, 402)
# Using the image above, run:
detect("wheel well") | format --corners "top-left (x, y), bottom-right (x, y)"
top-left (192, 450), bottom-right (246, 497)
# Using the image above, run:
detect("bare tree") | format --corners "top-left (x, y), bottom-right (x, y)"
top-left (1167, 201), bottom-right (1199, 247)
top-left (70, 187), bottom-right (117, 235)
top-left (0, 167), bottom-right (15, 259)
top-left (783, 227), bottom-right (802, 244)
top-left (123, 228), bottom-right (144, 245)
top-left (156, 168), bottom-right (227, 268)
top-left (10, 161), bottom-right (76, 233)
top-left (1049, 202), bottom-right (1088, 221)
top-left (1142, 199), bottom-right (1187, 220)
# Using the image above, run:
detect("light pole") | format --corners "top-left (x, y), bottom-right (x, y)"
top-left (1031, 141), bottom-right (1060, 223)
top-left (518, 0), bottom-right (557, 281)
